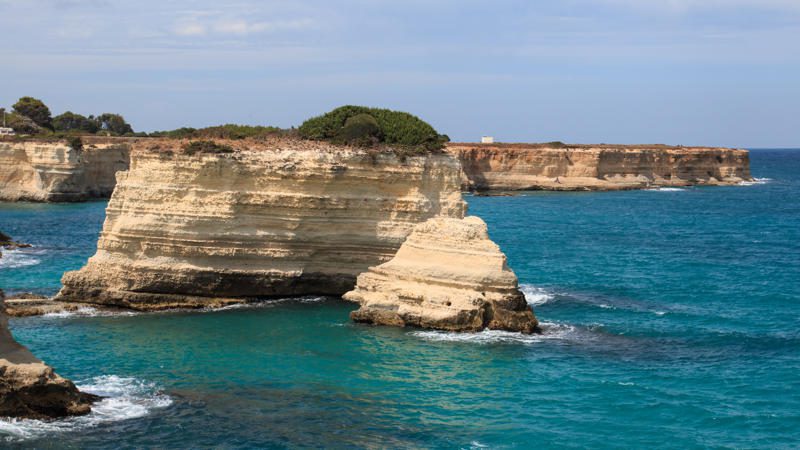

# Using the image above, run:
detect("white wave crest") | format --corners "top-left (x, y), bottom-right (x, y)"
top-left (740, 177), bottom-right (771, 186)
top-left (646, 187), bottom-right (685, 192)
top-left (42, 307), bottom-right (140, 319)
top-left (519, 284), bottom-right (555, 306)
top-left (0, 375), bottom-right (172, 442)
top-left (410, 321), bottom-right (579, 345)
top-left (0, 248), bottom-right (43, 269)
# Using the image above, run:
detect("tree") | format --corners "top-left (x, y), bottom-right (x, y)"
top-left (96, 113), bottom-right (133, 135)
top-left (12, 97), bottom-right (52, 129)
top-left (53, 111), bottom-right (100, 134)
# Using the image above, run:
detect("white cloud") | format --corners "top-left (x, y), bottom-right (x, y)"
top-left (173, 22), bottom-right (207, 36)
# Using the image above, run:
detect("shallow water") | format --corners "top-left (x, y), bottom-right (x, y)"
top-left (1, 150), bottom-right (799, 448)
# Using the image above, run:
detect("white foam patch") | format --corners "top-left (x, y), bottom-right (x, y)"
top-left (519, 284), bottom-right (555, 306)
top-left (41, 307), bottom-right (140, 319)
top-left (410, 321), bottom-right (580, 345)
top-left (0, 248), bottom-right (44, 269)
top-left (0, 375), bottom-right (172, 442)
top-left (740, 177), bottom-right (771, 186)
top-left (646, 187), bottom-right (686, 192)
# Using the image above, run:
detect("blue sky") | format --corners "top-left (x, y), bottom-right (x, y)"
top-left (0, 0), bottom-right (798, 147)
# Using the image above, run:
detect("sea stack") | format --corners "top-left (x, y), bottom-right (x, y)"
top-left (57, 137), bottom-right (466, 309)
top-left (0, 289), bottom-right (98, 419)
top-left (344, 216), bottom-right (539, 333)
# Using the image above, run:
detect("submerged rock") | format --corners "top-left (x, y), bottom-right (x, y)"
top-left (344, 216), bottom-right (539, 333)
top-left (0, 289), bottom-right (98, 419)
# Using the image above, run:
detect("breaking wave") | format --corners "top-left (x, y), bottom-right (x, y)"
top-left (0, 248), bottom-right (44, 269)
top-left (0, 375), bottom-right (172, 442)
top-left (410, 321), bottom-right (584, 345)
top-left (519, 284), bottom-right (556, 306)
top-left (646, 187), bottom-right (686, 192)
top-left (740, 178), bottom-right (771, 186)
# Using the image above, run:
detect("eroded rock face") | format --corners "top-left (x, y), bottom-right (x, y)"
top-left (344, 216), bottom-right (538, 333)
top-left (0, 289), bottom-right (98, 419)
top-left (447, 143), bottom-right (753, 191)
top-left (57, 138), bottom-right (466, 310)
top-left (0, 138), bottom-right (131, 202)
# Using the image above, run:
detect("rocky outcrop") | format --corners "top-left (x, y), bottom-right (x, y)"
top-left (0, 289), bottom-right (98, 419)
top-left (344, 216), bottom-right (538, 333)
top-left (0, 138), bottom-right (131, 202)
top-left (57, 138), bottom-right (466, 310)
top-left (447, 143), bottom-right (753, 191)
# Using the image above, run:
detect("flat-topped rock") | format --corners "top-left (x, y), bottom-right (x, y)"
top-left (344, 216), bottom-right (539, 333)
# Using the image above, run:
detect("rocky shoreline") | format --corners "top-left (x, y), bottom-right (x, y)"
top-left (0, 289), bottom-right (99, 419)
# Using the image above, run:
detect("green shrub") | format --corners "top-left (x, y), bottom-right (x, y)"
top-left (182, 140), bottom-right (234, 155)
top-left (67, 136), bottom-right (83, 151)
top-left (149, 124), bottom-right (281, 140)
top-left (298, 105), bottom-right (445, 153)
top-left (332, 113), bottom-right (382, 147)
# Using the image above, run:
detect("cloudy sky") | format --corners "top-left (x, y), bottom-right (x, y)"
top-left (0, 0), bottom-right (798, 146)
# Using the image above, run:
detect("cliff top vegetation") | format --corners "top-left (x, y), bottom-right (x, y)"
top-left (1, 96), bottom-right (134, 137)
top-left (298, 106), bottom-right (449, 154)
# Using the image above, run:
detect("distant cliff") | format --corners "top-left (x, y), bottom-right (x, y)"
top-left (57, 138), bottom-right (466, 309)
top-left (0, 138), bottom-right (130, 202)
top-left (447, 143), bottom-right (753, 191)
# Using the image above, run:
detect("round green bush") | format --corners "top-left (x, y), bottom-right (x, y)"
top-left (298, 106), bottom-right (446, 153)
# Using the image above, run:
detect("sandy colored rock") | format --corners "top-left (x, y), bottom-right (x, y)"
top-left (0, 289), bottom-right (98, 419)
top-left (447, 143), bottom-right (753, 191)
top-left (57, 138), bottom-right (466, 310)
top-left (0, 137), bottom-right (131, 202)
top-left (344, 216), bottom-right (538, 333)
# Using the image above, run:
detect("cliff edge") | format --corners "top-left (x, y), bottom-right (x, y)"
top-left (447, 143), bottom-right (752, 191)
top-left (0, 137), bottom-right (131, 202)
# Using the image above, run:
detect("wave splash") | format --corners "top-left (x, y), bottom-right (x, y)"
top-left (0, 375), bottom-right (172, 442)
top-left (740, 178), bottom-right (772, 186)
top-left (410, 321), bottom-right (582, 345)
top-left (0, 248), bottom-right (44, 269)
top-left (519, 284), bottom-right (555, 306)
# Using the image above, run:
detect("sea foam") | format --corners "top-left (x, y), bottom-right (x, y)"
top-left (0, 375), bottom-right (172, 442)
top-left (519, 284), bottom-right (556, 306)
top-left (0, 248), bottom-right (44, 269)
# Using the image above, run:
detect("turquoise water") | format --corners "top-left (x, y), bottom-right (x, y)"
top-left (1, 150), bottom-right (799, 448)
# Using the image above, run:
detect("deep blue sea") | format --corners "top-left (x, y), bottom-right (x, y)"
top-left (1, 150), bottom-right (799, 449)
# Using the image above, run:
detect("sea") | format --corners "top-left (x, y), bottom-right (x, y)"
top-left (0, 149), bottom-right (798, 449)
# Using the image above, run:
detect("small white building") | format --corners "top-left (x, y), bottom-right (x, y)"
top-left (0, 127), bottom-right (14, 136)
top-left (481, 136), bottom-right (494, 144)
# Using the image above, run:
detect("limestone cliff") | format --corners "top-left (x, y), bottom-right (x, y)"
top-left (447, 143), bottom-right (753, 191)
top-left (0, 289), bottom-right (98, 419)
top-left (0, 138), bottom-right (131, 202)
top-left (344, 216), bottom-right (538, 333)
top-left (57, 138), bottom-right (466, 310)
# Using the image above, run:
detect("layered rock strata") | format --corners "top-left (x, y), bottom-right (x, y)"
top-left (0, 289), bottom-right (98, 419)
top-left (344, 216), bottom-right (538, 333)
top-left (447, 143), bottom-right (753, 191)
top-left (0, 138), bottom-right (131, 201)
top-left (57, 138), bottom-right (466, 310)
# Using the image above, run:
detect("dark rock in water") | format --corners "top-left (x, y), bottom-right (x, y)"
top-left (0, 230), bottom-right (32, 252)
top-left (0, 289), bottom-right (99, 419)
